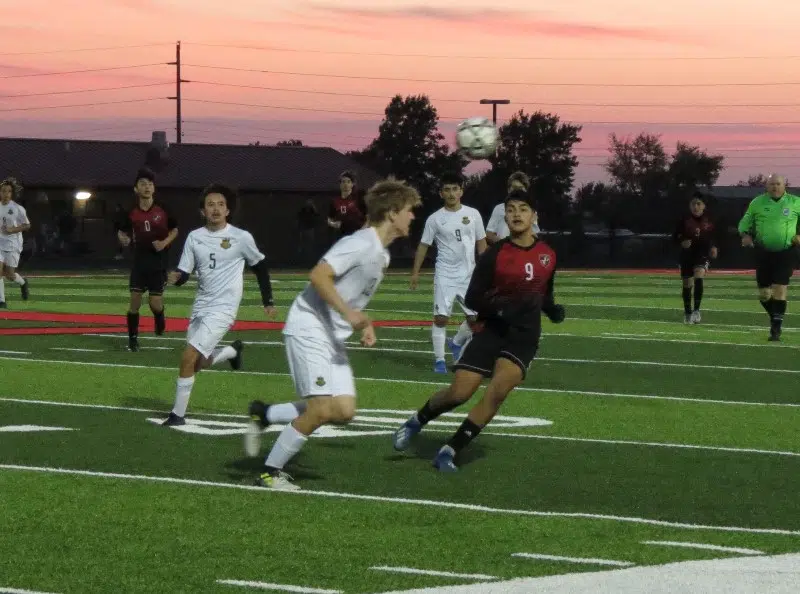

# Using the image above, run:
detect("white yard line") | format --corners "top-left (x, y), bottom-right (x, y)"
top-left (216, 580), bottom-right (341, 593)
top-left (369, 567), bottom-right (497, 580)
top-left (3, 355), bottom-right (799, 409)
top-left (0, 588), bottom-right (60, 594)
top-left (2, 464), bottom-right (798, 536)
top-left (0, 350), bottom-right (30, 355)
top-left (511, 553), bottom-right (634, 567)
top-left (50, 347), bottom-right (104, 353)
top-left (3, 397), bottom-right (793, 458)
top-left (641, 540), bottom-right (764, 555)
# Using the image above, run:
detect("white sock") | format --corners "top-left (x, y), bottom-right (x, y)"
top-left (12, 273), bottom-right (24, 285)
top-left (210, 345), bottom-right (236, 366)
top-left (0, 279), bottom-right (4, 302)
top-left (452, 321), bottom-right (472, 346)
top-left (267, 402), bottom-right (304, 424)
top-left (432, 325), bottom-right (446, 361)
top-left (171, 376), bottom-right (195, 417)
top-left (264, 423), bottom-right (308, 470)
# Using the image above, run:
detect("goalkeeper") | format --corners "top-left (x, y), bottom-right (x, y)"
top-left (392, 189), bottom-right (565, 471)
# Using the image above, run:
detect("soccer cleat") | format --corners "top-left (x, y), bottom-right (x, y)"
top-left (128, 337), bottom-right (139, 352)
top-left (230, 340), bottom-right (244, 371)
top-left (244, 400), bottom-right (269, 457)
top-left (432, 447), bottom-right (458, 472)
top-left (447, 338), bottom-right (463, 362)
top-left (162, 412), bottom-right (185, 426)
top-left (0, 301), bottom-right (6, 309)
top-left (255, 470), bottom-right (301, 491)
top-left (20, 279), bottom-right (29, 301)
top-left (691, 310), bottom-right (702, 324)
top-left (433, 360), bottom-right (447, 374)
top-left (392, 417), bottom-right (422, 451)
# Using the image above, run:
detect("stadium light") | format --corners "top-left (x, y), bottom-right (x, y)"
top-left (74, 190), bottom-right (92, 201)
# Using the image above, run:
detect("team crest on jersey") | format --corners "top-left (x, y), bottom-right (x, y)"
top-left (220, 238), bottom-right (231, 249)
top-left (783, 208), bottom-right (790, 216)
top-left (153, 215), bottom-right (161, 222)
top-left (462, 217), bottom-right (470, 225)
top-left (315, 376), bottom-right (326, 387)
top-left (539, 254), bottom-right (551, 267)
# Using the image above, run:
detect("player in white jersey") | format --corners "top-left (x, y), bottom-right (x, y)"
top-left (244, 180), bottom-right (422, 490)
top-left (161, 184), bottom-right (277, 426)
top-left (0, 177), bottom-right (31, 308)
top-left (486, 171), bottom-right (540, 244)
top-left (410, 173), bottom-right (487, 373)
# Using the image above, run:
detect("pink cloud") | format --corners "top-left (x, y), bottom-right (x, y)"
top-left (300, 3), bottom-right (691, 44)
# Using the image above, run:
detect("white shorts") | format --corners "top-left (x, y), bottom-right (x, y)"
top-left (0, 250), bottom-right (21, 269)
top-left (186, 312), bottom-right (235, 359)
top-left (433, 276), bottom-right (475, 317)
top-left (284, 334), bottom-right (356, 398)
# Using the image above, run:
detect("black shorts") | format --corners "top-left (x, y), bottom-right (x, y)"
top-left (129, 266), bottom-right (167, 295)
top-left (755, 247), bottom-right (797, 288)
top-left (454, 324), bottom-right (540, 379)
top-left (679, 252), bottom-right (709, 278)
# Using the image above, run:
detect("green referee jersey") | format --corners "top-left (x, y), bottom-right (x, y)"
top-left (737, 193), bottom-right (800, 251)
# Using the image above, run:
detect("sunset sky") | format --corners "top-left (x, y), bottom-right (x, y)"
top-left (3, 0), bottom-right (800, 186)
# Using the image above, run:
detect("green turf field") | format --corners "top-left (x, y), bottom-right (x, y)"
top-left (0, 271), bottom-right (798, 593)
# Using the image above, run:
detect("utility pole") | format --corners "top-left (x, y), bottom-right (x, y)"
top-left (479, 99), bottom-right (510, 125)
top-left (168, 41), bottom-right (187, 144)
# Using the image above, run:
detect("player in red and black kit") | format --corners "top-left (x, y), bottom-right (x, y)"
top-left (117, 168), bottom-right (179, 352)
top-left (327, 170), bottom-right (366, 237)
top-left (392, 189), bottom-right (564, 471)
top-left (673, 193), bottom-right (718, 324)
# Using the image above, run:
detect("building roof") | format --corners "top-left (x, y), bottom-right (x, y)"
top-left (0, 135), bottom-right (378, 192)
top-left (707, 185), bottom-right (800, 200)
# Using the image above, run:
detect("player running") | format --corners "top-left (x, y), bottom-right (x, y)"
top-left (673, 193), bottom-right (718, 324)
top-left (410, 173), bottom-right (487, 372)
top-left (485, 171), bottom-right (540, 244)
top-left (117, 168), bottom-right (179, 352)
top-left (0, 177), bottom-right (30, 308)
top-left (738, 173), bottom-right (800, 341)
top-left (393, 189), bottom-right (565, 472)
top-left (162, 184), bottom-right (276, 426)
top-left (245, 180), bottom-right (422, 490)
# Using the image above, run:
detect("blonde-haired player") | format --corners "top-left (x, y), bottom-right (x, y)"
top-left (246, 179), bottom-right (422, 490)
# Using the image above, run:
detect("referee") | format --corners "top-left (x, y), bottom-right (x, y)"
top-left (738, 174), bottom-right (800, 341)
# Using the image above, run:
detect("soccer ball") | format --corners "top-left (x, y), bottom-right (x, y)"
top-left (455, 117), bottom-right (499, 160)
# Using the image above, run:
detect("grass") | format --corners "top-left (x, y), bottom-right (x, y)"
top-left (0, 270), bottom-right (798, 593)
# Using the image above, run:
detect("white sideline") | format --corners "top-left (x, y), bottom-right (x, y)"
top-left (1, 464), bottom-right (799, 536)
top-left (216, 580), bottom-right (341, 593)
top-left (641, 540), bottom-right (765, 555)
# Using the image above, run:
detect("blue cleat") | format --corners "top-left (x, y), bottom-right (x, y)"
top-left (393, 417), bottom-right (422, 451)
top-left (432, 446), bottom-right (458, 472)
top-left (447, 338), bottom-right (462, 362)
top-left (433, 359), bottom-right (447, 374)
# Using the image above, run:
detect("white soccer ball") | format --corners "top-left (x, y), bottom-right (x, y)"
top-left (455, 117), bottom-right (499, 160)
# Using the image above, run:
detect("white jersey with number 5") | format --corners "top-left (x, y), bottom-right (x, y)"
top-left (0, 200), bottom-right (29, 253)
top-left (177, 224), bottom-right (265, 319)
top-left (283, 226), bottom-right (390, 343)
top-left (421, 205), bottom-right (486, 283)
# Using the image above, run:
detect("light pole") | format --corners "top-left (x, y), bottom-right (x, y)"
top-left (480, 99), bottom-right (510, 125)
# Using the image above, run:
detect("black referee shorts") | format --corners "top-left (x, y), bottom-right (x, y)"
top-left (129, 265), bottom-right (167, 296)
top-left (755, 247), bottom-right (797, 288)
top-left (679, 252), bottom-right (710, 278)
top-left (454, 323), bottom-right (541, 380)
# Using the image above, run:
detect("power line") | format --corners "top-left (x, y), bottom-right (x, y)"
top-left (0, 63), bottom-right (166, 79)
top-left (181, 98), bottom-right (800, 125)
top-left (0, 98), bottom-right (165, 113)
top-left (183, 63), bottom-right (800, 88)
top-left (0, 44), bottom-right (172, 56)
top-left (0, 82), bottom-right (172, 100)
top-left (190, 80), bottom-right (800, 109)
top-left (183, 42), bottom-right (800, 62)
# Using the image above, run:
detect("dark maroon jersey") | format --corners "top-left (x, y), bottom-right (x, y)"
top-left (674, 214), bottom-right (716, 255)
top-left (465, 238), bottom-right (557, 331)
top-left (119, 202), bottom-right (177, 269)
top-left (329, 193), bottom-right (367, 235)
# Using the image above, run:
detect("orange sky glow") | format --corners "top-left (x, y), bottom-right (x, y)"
top-left (2, 0), bottom-right (800, 185)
